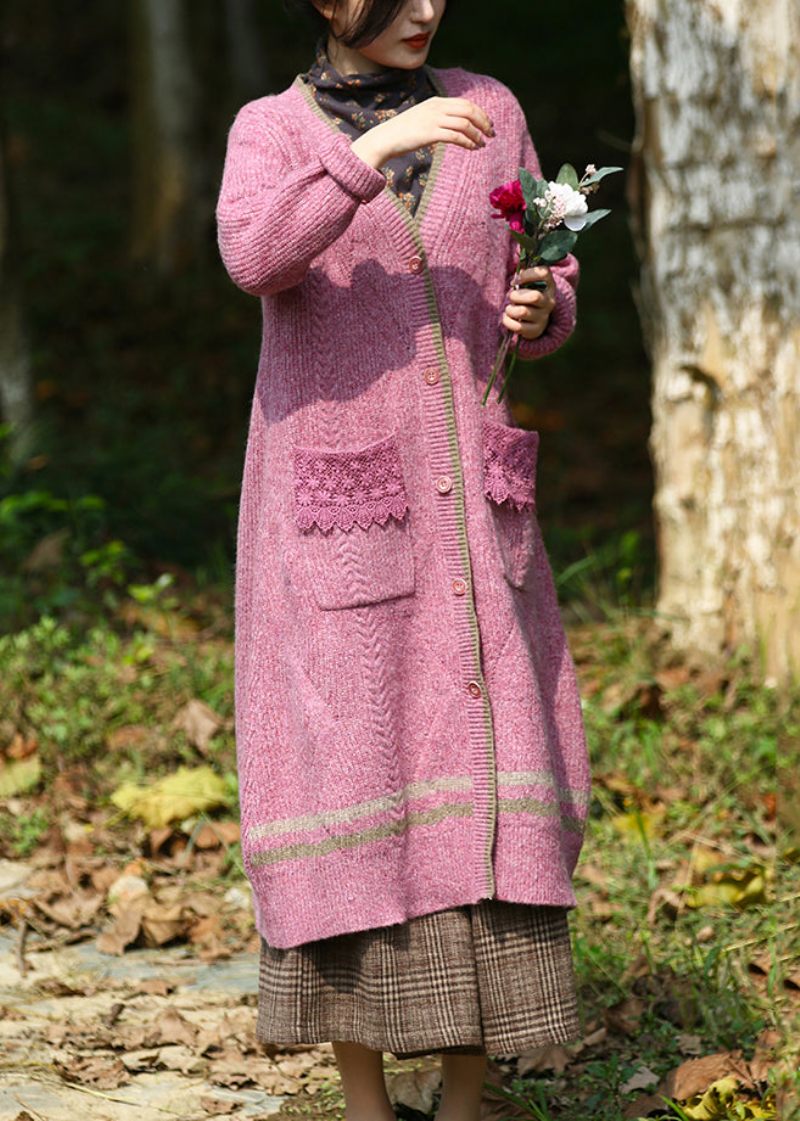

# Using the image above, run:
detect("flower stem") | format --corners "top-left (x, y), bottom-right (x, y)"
top-left (482, 260), bottom-right (524, 406)
top-left (482, 329), bottom-right (513, 405)
top-left (496, 335), bottom-right (520, 403)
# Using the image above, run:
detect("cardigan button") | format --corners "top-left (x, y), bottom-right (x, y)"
top-left (436, 475), bottom-right (453, 494)
top-left (466, 680), bottom-right (482, 698)
top-left (423, 367), bottom-right (440, 385)
top-left (407, 254), bottom-right (423, 273)
top-left (452, 578), bottom-right (467, 595)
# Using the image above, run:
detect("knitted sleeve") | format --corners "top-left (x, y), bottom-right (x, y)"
top-left (215, 100), bottom-right (387, 297)
top-left (502, 99), bottom-right (579, 363)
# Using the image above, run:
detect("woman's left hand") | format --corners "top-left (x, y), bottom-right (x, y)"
top-left (501, 265), bottom-right (556, 340)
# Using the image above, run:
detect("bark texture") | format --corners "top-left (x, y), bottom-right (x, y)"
top-left (626, 0), bottom-right (800, 684)
top-left (129, 0), bottom-right (205, 273)
top-left (0, 110), bottom-right (34, 463)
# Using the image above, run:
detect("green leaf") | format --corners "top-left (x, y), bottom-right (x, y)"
top-left (556, 162), bottom-right (579, 189)
top-left (537, 228), bottom-right (578, 262)
top-left (579, 207), bottom-right (611, 230)
top-left (509, 229), bottom-right (540, 252)
top-left (581, 165), bottom-right (624, 186)
top-left (519, 166), bottom-right (545, 207)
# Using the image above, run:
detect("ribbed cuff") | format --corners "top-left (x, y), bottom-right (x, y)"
top-left (318, 131), bottom-right (387, 204)
top-left (512, 271), bottom-right (577, 361)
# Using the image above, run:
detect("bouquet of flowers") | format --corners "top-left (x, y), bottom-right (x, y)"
top-left (482, 161), bottom-right (622, 405)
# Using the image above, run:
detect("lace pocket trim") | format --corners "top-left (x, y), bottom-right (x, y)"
top-left (482, 416), bottom-right (539, 512)
top-left (293, 433), bottom-right (410, 533)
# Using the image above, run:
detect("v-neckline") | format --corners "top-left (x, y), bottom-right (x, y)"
top-left (290, 65), bottom-right (451, 243)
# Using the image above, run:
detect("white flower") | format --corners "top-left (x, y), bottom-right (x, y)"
top-left (545, 181), bottom-right (589, 231)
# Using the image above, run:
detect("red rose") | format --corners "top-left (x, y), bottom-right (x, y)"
top-left (489, 178), bottom-right (526, 231)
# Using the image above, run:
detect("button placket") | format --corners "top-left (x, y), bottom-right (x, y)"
top-left (420, 356), bottom-right (485, 700)
top-left (389, 174), bottom-right (498, 898)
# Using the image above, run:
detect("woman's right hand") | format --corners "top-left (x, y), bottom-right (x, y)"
top-left (351, 96), bottom-right (495, 169)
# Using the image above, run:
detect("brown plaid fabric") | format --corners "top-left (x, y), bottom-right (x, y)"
top-left (256, 900), bottom-right (581, 1059)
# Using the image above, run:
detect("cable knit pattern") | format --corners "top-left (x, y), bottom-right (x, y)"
top-left (215, 62), bottom-right (590, 950)
top-left (294, 435), bottom-right (410, 532)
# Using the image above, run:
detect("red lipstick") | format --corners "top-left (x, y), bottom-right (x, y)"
top-left (403, 32), bottom-right (430, 49)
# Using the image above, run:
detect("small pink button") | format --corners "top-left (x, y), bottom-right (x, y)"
top-left (407, 255), bottom-right (423, 273)
top-left (466, 680), bottom-right (482, 698)
top-left (452, 578), bottom-right (467, 595)
top-left (436, 475), bottom-right (453, 494)
top-left (423, 367), bottom-right (440, 385)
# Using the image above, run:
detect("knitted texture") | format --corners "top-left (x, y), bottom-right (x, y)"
top-left (216, 62), bottom-right (589, 949)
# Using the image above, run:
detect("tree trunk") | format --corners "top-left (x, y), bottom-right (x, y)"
top-left (224, 0), bottom-right (269, 102)
top-left (0, 102), bottom-right (35, 465)
top-left (625, 0), bottom-right (800, 685)
top-left (129, 0), bottom-right (206, 274)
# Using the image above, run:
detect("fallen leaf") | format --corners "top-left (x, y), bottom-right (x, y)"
top-left (195, 820), bottom-right (241, 848)
top-left (0, 755), bottom-right (42, 797)
top-left (55, 1053), bottom-right (130, 1089)
top-left (95, 901), bottom-right (146, 954)
top-left (5, 731), bottom-right (39, 760)
top-left (110, 765), bottom-right (228, 828)
top-left (154, 1007), bottom-right (198, 1048)
top-left (106, 724), bottom-right (149, 750)
top-left (172, 698), bottom-right (223, 754)
top-left (621, 1064), bottom-right (659, 1093)
top-left (605, 994), bottom-right (647, 1036)
top-left (516, 1043), bottom-right (573, 1075)
top-left (141, 901), bottom-right (186, 946)
top-left (386, 1067), bottom-right (442, 1113)
top-left (662, 1051), bottom-right (756, 1100)
top-left (610, 806), bottom-right (665, 840)
top-left (22, 528), bottom-right (69, 571)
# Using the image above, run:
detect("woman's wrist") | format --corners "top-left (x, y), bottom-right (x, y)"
top-left (351, 132), bottom-right (389, 171)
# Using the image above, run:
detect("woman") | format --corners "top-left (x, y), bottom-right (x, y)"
top-left (215, 1), bottom-right (592, 1118)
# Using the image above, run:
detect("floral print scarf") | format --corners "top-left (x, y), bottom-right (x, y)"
top-left (301, 35), bottom-right (437, 217)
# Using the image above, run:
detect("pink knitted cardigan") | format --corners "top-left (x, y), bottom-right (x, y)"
top-left (215, 62), bottom-right (591, 949)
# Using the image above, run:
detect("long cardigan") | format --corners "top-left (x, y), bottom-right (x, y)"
top-left (215, 62), bottom-right (592, 950)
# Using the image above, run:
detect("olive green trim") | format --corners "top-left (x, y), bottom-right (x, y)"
top-left (251, 802), bottom-right (473, 866)
top-left (247, 770), bottom-right (589, 842)
top-left (247, 775), bottom-right (472, 841)
top-left (249, 796), bottom-right (584, 867)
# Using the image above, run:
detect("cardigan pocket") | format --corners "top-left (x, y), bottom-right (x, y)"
top-left (481, 416), bottom-right (539, 590)
top-left (291, 431), bottom-right (415, 610)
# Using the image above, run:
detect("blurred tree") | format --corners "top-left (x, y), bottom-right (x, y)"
top-left (224, 0), bottom-right (269, 101)
top-left (129, 0), bottom-right (207, 275)
top-left (0, 91), bottom-right (34, 464)
top-left (626, 0), bottom-right (800, 685)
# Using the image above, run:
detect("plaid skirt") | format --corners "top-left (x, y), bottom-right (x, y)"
top-left (256, 900), bottom-right (581, 1059)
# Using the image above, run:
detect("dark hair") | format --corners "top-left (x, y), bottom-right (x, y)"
top-left (283, 0), bottom-right (450, 50)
